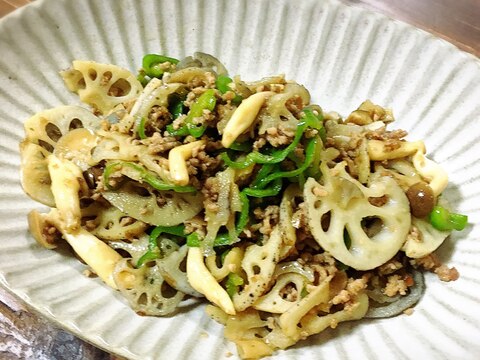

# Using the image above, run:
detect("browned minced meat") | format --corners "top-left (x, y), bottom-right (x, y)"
top-left (378, 258), bottom-right (404, 275)
top-left (186, 151), bottom-right (222, 180)
top-left (383, 274), bottom-right (409, 296)
top-left (43, 223), bottom-right (62, 245)
top-left (148, 105), bottom-right (172, 131)
top-left (368, 195), bottom-right (389, 207)
top-left (265, 126), bottom-right (296, 147)
top-left (331, 276), bottom-right (369, 305)
top-left (251, 205), bottom-right (280, 236)
top-left (202, 177), bottom-right (220, 213)
top-left (279, 283), bottom-right (299, 302)
top-left (366, 128), bottom-right (408, 141)
top-left (184, 215), bottom-right (207, 237)
top-left (411, 253), bottom-right (460, 282)
top-left (148, 133), bottom-right (181, 154)
top-left (285, 95), bottom-right (304, 118)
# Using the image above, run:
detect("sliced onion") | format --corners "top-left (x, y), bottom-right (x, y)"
top-left (365, 270), bottom-right (424, 318)
top-left (273, 261), bottom-right (315, 283)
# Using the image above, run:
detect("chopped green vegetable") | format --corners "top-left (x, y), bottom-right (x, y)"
top-left (136, 117), bottom-right (147, 139)
top-left (215, 74), bottom-right (242, 104)
top-left (252, 136), bottom-right (319, 190)
top-left (225, 272), bottom-right (244, 298)
top-left (429, 205), bottom-right (468, 231)
top-left (142, 54), bottom-right (179, 78)
top-left (167, 89), bottom-right (217, 138)
top-left (103, 161), bottom-right (196, 193)
top-left (137, 225), bottom-right (186, 267)
top-left (221, 108), bottom-right (323, 169)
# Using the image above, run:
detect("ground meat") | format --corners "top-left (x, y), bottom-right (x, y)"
top-left (378, 258), bottom-right (403, 275)
top-left (202, 177), bottom-right (220, 213)
top-left (383, 274), bottom-right (409, 296)
top-left (252, 205), bottom-right (280, 236)
top-left (368, 195), bottom-right (388, 207)
top-left (331, 277), bottom-right (368, 305)
top-left (285, 95), bottom-right (303, 118)
top-left (366, 128), bottom-right (408, 141)
top-left (411, 253), bottom-right (460, 281)
top-left (253, 136), bottom-right (267, 151)
top-left (265, 126), bottom-right (296, 147)
top-left (42, 223), bottom-right (62, 246)
top-left (186, 151), bottom-right (222, 179)
top-left (434, 265), bottom-right (460, 282)
top-left (405, 225), bottom-right (423, 244)
top-left (147, 105), bottom-right (172, 131)
top-left (184, 215), bottom-right (207, 237)
top-left (148, 133), bottom-right (181, 154)
top-left (279, 283), bottom-right (299, 302)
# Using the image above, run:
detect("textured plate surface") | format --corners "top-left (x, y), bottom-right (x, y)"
top-left (1, 0), bottom-right (479, 359)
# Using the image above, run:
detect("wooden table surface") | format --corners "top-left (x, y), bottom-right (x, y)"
top-left (0, 0), bottom-right (479, 359)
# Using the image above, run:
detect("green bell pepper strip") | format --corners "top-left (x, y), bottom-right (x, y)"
top-left (187, 232), bottom-right (227, 247)
top-left (236, 191), bottom-right (250, 231)
top-left (169, 99), bottom-right (184, 120)
top-left (136, 117), bottom-right (147, 139)
top-left (221, 108), bottom-right (323, 169)
top-left (429, 205), bottom-right (468, 231)
top-left (167, 89), bottom-right (217, 138)
top-left (103, 162), bottom-right (196, 193)
top-left (137, 70), bottom-right (150, 87)
top-left (216, 75), bottom-right (234, 94)
top-left (250, 163), bottom-right (277, 188)
top-left (228, 141), bottom-right (253, 152)
top-left (225, 272), bottom-right (244, 298)
top-left (251, 136), bottom-right (318, 190)
top-left (242, 178), bottom-right (283, 198)
top-left (137, 224), bottom-right (186, 267)
top-left (142, 54), bottom-right (179, 78)
top-left (215, 74), bottom-right (242, 104)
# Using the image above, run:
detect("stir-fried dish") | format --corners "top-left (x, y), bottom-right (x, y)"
top-left (20, 52), bottom-right (468, 359)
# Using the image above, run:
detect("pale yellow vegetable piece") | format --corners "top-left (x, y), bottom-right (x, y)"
top-left (299, 293), bottom-right (369, 336)
top-left (221, 91), bottom-right (272, 148)
top-left (54, 127), bottom-right (98, 170)
top-left (61, 60), bottom-right (143, 114)
top-left (402, 217), bottom-right (451, 258)
top-left (206, 247), bottom-right (244, 281)
top-left (279, 275), bottom-right (332, 337)
top-left (253, 273), bottom-right (306, 313)
top-left (168, 140), bottom-right (205, 186)
top-left (47, 209), bottom-right (122, 290)
top-left (20, 141), bottom-right (55, 207)
top-left (367, 139), bottom-right (425, 161)
top-left (412, 150), bottom-right (448, 196)
top-left (304, 162), bottom-right (411, 270)
top-left (233, 226), bottom-right (283, 311)
top-left (187, 247), bottom-right (236, 315)
top-left (47, 154), bottom-right (85, 231)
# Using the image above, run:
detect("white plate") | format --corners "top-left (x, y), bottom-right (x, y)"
top-left (1, 0), bottom-right (479, 359)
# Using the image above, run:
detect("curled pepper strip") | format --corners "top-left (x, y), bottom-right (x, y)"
top-left (252, 136), bottom-right (319, 190)
top-left (137, 224), bottom-right (186, 267)
top-left (225, 272), bottom-right (244, 298)
top-left (221, 108), bottom-right (323, 169)
top-left (136, 117), bottom-right (147, 139)
top-left (167, 89), bottom-right (217, 138)
top-left (429, 205), bottom-right (468, 231)
top-left (215, 75), bottom-right (242, 104)
top-left (103, 161), bottom-right (197, 193)
top-left (142, 54), bottom-right (179, 78)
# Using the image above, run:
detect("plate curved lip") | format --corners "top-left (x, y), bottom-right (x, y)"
top-left (0, 0), bottom-right (479, 359)
top-left (338, 0), bottom-right (479, 64)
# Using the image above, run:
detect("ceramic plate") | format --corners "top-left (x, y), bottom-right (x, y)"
top-left (0, 0), bottom-right (479, 359)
